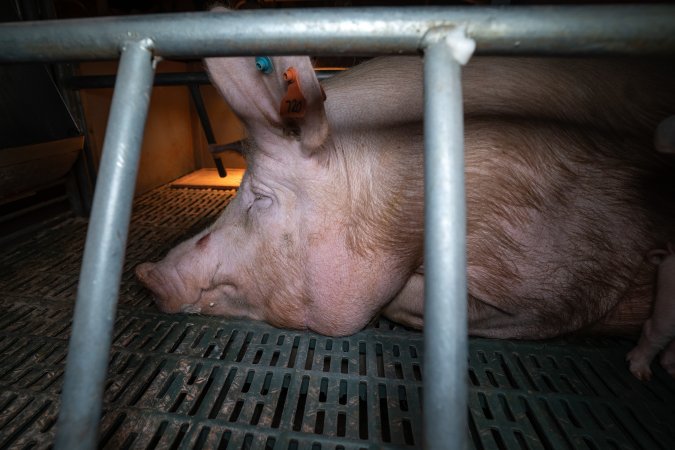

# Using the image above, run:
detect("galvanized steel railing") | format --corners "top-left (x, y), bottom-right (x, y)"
top-left (2, 6), bottom-right (675, 61)
top-left (1, 5), bottom-right (674, 450)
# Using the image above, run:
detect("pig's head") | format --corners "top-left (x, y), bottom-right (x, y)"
top-left (136, 54), bottom-right (423, 336)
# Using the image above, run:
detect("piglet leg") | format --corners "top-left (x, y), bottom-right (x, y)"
top-left (626, 246), bottom-right (675, 380)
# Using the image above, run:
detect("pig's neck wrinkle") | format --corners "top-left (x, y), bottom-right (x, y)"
top-left (305, 244), bottom-right (411, 336)
top-left (327, 127), bottom-right (424, 267)
top-left (300, 162), bottom-right (421, 336)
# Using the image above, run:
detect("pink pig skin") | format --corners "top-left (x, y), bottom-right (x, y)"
top-left (136, 51), bottom-right (675, 378)
top-left (626, 244), bottom-right (675, 380)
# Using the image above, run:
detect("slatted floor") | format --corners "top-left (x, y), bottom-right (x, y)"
top-left (0, 185), bottom-right (674, 449)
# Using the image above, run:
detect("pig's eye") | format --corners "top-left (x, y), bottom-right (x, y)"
top-left (248, 192), bottom-right (271, 212)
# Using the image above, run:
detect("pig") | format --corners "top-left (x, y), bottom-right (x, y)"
top-left (655, 115), bottom-right (675, 154)
top-left (626, 243), bottom-right (675, 380)
top-left (136, 52), bottom-right (675, 377)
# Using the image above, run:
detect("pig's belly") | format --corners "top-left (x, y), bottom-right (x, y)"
top-left (460, 120), bottom-right (661, 339)
top-left (382, 192), bottom-right (656, 339)
top-left (466, 256), bottom-right (654, 340)
top-left (465, 196), bottom-right (655, 340)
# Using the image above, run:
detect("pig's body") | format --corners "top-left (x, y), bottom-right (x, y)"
top-left (136, 55), bottom-right (675, 375)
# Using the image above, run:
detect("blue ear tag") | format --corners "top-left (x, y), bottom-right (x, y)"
top-left (255, 56), bottom-right (274, 74)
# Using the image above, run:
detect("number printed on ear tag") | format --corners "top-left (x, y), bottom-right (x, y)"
top-left (280, 67), bottom-right (307, 119)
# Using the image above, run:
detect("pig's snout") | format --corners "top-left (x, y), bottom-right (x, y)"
top-left (135, 262), bottom-right (154, 285)
top-left (135, 262), bottom-right (161, 299)
top-left (135, 261), bottom-right (204, 314)
top-left (135, 262), bottom-right (175, 312)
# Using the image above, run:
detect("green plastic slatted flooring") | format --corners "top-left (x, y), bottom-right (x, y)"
top-left (0, 185), bottom-right (673, 450)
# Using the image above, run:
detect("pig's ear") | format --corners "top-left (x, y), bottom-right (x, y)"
top-left (204, 55), bottom-right (329, 156)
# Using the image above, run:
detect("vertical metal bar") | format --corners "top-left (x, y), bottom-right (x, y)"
top-left (188, 83), bottom-right (217, 145)
top-left (423, 28), bottom-right (474, 450)
top-left (188, 83), bottom-right (227, 177)
top-left (54, 39), bottom-right (155, 450)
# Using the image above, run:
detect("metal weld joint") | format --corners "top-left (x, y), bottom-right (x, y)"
top-left (421, 26), bottom-right (475, 65)
top-left (121, 38), bottom-right (159, 66)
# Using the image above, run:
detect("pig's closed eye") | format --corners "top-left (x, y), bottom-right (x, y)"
top-left (248, 193), bottom-right (272, 212)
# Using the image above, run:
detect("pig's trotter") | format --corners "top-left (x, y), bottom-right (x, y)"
top-left (626, 323), bottom-right (657, 381)
top-left (627, 244), bottom-right (675, 380)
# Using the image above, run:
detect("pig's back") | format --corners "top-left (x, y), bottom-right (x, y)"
top-left (322, 56), bottom-right (424, 129)
top-left (323, 56), bottom-right (675, 136)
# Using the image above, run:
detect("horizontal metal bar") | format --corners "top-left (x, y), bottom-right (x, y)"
top-left (0, 192), bottom-right (69, 224)
top-left (1, 5), bottom-right (675, 62)
top-left (0, 211), bottom-right (73, 249)
top-left (65, 69), bottom-right (339, 89)
top-left (66, 71), bottom-right (209, 88)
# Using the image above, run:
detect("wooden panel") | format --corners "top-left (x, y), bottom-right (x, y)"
top-left (0, 136), bottom-right (83, 201)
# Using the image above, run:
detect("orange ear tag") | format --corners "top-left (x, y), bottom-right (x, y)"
top-left (280, 67), bottom-right (307, 119)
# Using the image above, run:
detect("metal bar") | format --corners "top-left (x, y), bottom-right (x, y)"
top-left (54, 39), bottom-right (155, 450)
top-left (188, 84), bottom-right (216, 145)
top-left (0, 190), bottom-right (69, 224)
top-left (1, 5), bottom-right (675, 62)
top-left (67, 71), bottom-right (210, 89)
top-left (423, 27), bottom-right (473, 450)
top-left (0, 211), bottom-right (73, 249)
top-left (65, 70), bottom-right (340, 90)
top-left (188, 83), bottom-right (227, 177)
